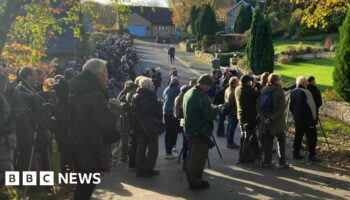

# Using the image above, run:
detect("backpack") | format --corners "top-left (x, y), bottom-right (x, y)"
top-left (173, 94), bottom-right (184, 119)
top-left (239, 126), bottom-right (261, 164)
top-left (259, 92), bottom-right (273, 112)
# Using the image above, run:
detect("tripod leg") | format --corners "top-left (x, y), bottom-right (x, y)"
top-left (211, 135), bottom-right (223, 159)
top-left (22, 130), bottom-right (38, 200)
top-left (318, 119), bottom-right (331, 150)
top-left (177, 148), bottom-right (183, 163)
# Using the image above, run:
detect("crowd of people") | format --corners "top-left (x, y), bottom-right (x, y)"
top-left (0, 50), bottom-right (324, 198)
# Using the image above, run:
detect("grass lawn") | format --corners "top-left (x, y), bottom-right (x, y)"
top-left (273, 33), bottom-right (339, 55)
top-left (274, 58), bottom-right (335, 91)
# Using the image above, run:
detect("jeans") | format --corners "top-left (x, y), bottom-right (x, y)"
top-left (226, 115), bottom-right (238, 145)
top-left (293, 125), bottom-right (317, 158)
top-left (164, 114), bottom-right (179, 154)
top-left (217, 113), bottom-right (226, 135)
top-left (261, 132), bottom-right (286, 165)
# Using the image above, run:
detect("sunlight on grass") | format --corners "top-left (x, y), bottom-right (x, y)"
top-left (273, 33), bottom-right (339, 55)
top-left (273, 41), bottom-right (319, 55)
top-left (275, 58), bottom-right (335, 91)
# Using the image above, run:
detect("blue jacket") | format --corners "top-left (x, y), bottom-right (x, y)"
top-left (163, 82), bottom-right (180, 115)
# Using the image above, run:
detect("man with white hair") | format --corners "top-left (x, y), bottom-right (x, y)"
top-left (69, 58), bottom-right (120, 199)
top-left (131, 77), bottom-right (163, 177)
top-left (290, 76), bottom-right (320, 162)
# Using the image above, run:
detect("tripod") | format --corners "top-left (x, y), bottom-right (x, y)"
top-left (177, 135), bottom-right (223, 168)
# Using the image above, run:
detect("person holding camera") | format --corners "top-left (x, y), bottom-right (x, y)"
top-left (183, 74), bottom-right (217, 190)
top-left (224, 77), bottom-right (240, 149)
top-left (257, 74), bottom-right (289, 168)
top-left (235, 75), bottom-right (260, 163)
top-left (69, 59), bottom-right (120, 199)
top-left (14, 67), bottom-right (42, 171)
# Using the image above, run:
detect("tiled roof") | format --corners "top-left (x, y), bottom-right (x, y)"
top-left (130, 6), bottom-right (173, 25)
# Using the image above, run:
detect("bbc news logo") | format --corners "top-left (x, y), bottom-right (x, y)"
top-left (5, 171), bottom-right (101, 186)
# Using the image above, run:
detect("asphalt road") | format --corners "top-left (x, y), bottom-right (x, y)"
top-left (91, 40), bottom-right (350, 200)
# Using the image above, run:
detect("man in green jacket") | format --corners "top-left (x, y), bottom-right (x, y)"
top-left (257, 73), bottom-right (289, 168)
top-left (183, 74), bottom-right (215, 190)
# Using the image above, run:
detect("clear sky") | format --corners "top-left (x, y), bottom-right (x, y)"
top-left (91, 0), bottom-right (169, 7)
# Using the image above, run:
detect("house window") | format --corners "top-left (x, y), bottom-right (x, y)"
top-left (154, 25), bottom-right (169, 32)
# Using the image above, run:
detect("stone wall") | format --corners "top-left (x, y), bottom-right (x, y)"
top-left (320, 101), bottom-right (350, 125)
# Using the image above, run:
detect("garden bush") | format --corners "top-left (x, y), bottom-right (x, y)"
top-left (323, 89), bottom-right (344, 102)
top-left (83, 32), bottom-right (108, 56)
top-left (101, 28), bottom-right (130, 35)
top-left (237, 56), bottom-right (249, 70)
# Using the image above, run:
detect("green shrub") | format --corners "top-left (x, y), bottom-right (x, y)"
top-left (237, 56), bottom-right (249, 70)
top-left (195, 4), bottom-right (218, 40)
top-left (86, 32), bottom-right (108, 56)
top-left (246, 6), bottom-right (274, 75)
top-left (201, 35), bottom-right (215, 52)
top-left (189, 43), bottom-right (198, 52)
top-left (234, 5), bottom-right (253, 34)
top-left (295, 25), bottom-right (319, 37)
top-left (101, 27), bottom-right (130, 35)
top-left (333, 9), bottom-right (350, 102)
top-left (322, 89), bottom-right (344, 102)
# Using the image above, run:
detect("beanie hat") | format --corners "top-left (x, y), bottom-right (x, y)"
top-left (124, 80), bottom-right (138, 93)
top-left (307, 76), bottom-right (315, 83)
top-left (198, 74), bottom-right (213, 87)
top-left (240, 75), bottom-right (252, 84)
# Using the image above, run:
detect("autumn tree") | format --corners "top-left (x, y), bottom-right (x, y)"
top-left (0, 0), bottom-right (128, 67)
top-left (295, 0), bottom-right (350, 28)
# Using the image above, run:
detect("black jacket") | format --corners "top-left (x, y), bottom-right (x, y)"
top-left (307, 84), bottom-right (322, 114)
top-left (132, 88), bottom-right (163, 137)
top-left (235, 85), bottom-right (259, 126)
top-left (290, 87), bottom-right (316, 127)
top-left (69, 71), bottom-right (119, 173)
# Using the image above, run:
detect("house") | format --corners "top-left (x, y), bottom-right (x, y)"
top-left (225, 0), bottom-right (265, 31)
top-left (47, 0), bottom-right (78, 61)
top-left (125, 6), bottom-right (180, 38)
